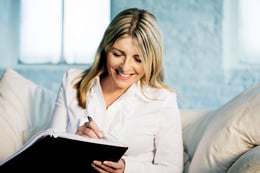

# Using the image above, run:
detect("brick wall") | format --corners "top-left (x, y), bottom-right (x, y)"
top-left (1, 0), bottom-right (260, 109)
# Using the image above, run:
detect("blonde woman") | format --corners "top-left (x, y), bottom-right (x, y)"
top-left (51, 8), bottom-right (183, 173)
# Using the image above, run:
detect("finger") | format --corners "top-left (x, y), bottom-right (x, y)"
top-left (103, 159), bottom-right (125, 170)
top-left (92, 160), bottom-right (114, 173)
top-left (86, 119), bottom-right (104, 138)
top-left (92, 161), bottom-right (107, 173)
top-left (82, 127), bottom-right (99, 138)
top-left (76, 125), bottom-right (99, 138)
top-left (91, 163), bottom-right (107, 173)
top-left (76, 125), bottom-right (85, 135)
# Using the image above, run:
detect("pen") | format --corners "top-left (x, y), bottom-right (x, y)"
top-left (87, 116), bottom-right (107, 140)
top-left (87, 116), bottom-right (93, 122)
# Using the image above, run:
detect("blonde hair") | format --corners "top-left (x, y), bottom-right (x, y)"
top-left (74, 8), bottom-right (173, 108)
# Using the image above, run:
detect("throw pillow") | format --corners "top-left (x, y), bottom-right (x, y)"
top-left (227, 145), bottom-right (260, 173)
top-left (0, 68), bottom-right (56, 162)
top-left (181, 110), bottom-right (213, 173)
top-left (189, 83), bottom-right (260, 173)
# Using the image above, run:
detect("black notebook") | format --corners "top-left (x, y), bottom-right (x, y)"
top-left (0, 129), bottom-right (128, 172)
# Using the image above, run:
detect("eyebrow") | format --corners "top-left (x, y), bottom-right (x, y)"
top-left (111, 47), bottom-right (124, 53)
top-left (111, 47), bottom-right (140, 57)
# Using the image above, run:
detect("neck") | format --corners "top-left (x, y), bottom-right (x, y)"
top-left (100, 77), bottom-right (127, 109)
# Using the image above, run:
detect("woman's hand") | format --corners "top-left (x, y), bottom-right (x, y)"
top-left (76, 118), bottom-right (104, 139)
top-left (76, 118), bottom-right (125, 172)
top-left (91, 158), bottom-right (125, 173)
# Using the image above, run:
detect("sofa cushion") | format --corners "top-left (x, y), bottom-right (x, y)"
top-left (227, 145), bottom-right (260, 173)
top-left (189, 83), bottom-right (260, 173)
top-left (0, 68), bottom-right (56, 162)
top-left (181, 110), bottom-right (212, 173)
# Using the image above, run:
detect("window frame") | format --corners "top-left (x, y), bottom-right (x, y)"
top-left (223, 0), bottom-right (260, 71)
top-left (0, 0), bottom-right (110, 70)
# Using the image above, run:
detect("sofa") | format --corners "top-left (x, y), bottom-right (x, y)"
top-left (0, 68), bottom-right (259, 173)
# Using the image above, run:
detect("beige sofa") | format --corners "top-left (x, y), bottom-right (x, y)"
top-left (0, 68), bottom-right (260, 173)
top-left (182, 109), bottom-right (260, 173)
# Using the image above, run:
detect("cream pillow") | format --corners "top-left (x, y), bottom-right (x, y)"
top-left (0, 68), bottom-right (56, 162)
top-left (227, 145), bottom-right (260, 173)
top-left (182, 109), bottom-right (213, 156)
top-left (181, 110), bottom-right (213, 173)
top-left (189, 83), bottom-right (260, 173)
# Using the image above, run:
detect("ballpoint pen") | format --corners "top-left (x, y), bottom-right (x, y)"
top-left (87, 116), bottom-right (93, 122)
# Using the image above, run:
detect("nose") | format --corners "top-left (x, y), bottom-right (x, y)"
top-left (120, 57), bottom-right (133, 70)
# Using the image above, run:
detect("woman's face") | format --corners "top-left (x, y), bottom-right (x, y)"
top-left (105, 36), bottom-right (145, 91)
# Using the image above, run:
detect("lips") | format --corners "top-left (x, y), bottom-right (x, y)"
top-left (116, 69), bottom-right (132, 79)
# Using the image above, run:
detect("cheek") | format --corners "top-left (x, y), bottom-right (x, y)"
top-left (106, 55), bottom-right (117, 70)
top-left (136, 65), bottom-right (145, 76)
top-left (107, 52), bottom-right (123, 64)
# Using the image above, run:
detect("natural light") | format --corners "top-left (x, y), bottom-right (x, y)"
top-left (19, 0), bottom-right (110, 64)
top-left (238, 0), bottom-right (260, 63)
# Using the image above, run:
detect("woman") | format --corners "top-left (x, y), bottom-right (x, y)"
top-left (51, 8), bottom-right (183, 173)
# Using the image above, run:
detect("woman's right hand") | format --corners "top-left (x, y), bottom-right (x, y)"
top-left (76, 118), bottom-right (104, 139)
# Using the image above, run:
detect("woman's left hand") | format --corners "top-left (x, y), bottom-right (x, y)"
top-left (91, 158), bottom-right (125, 173)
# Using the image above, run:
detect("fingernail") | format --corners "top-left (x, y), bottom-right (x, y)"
top-left (98, 131), bottom-right (107, 139)
top-left (98, 132), bottom-right (104, 138)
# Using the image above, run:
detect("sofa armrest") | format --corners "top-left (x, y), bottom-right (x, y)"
top-left (227, 145), bottom-right (260, 173)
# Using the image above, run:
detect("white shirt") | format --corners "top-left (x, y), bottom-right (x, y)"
top-left (51, 69), bottom-right (183, 173)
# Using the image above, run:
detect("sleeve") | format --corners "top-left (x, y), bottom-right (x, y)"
top-left (123, 94), bottom-right (184, 173)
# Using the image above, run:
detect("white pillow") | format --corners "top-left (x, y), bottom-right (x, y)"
top-left (0, 68), bottom-right (56, 161)
top-left (189, 83), bottom-right (260, 173)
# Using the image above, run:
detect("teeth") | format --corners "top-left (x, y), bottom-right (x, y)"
top-left (119, 72), bottom-right (130, 77)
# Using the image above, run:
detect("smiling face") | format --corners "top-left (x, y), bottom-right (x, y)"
top-left (104, 36), bottom-right (145, 92)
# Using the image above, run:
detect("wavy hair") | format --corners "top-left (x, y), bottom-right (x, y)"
top-left (74, 8), bottom-right (173, 108)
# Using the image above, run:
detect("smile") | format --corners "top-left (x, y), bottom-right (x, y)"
top-left (116, 69), bottom-right (132, 79)
top-left (119, 72), bottom-right (131, 77)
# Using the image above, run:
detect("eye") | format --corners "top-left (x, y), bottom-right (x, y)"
top-left (134, 56), bottom-right (142, 63)
top-left (113, 52), bottom-right (122, 57)
top-left (110, 49), bottom-right (123, 57)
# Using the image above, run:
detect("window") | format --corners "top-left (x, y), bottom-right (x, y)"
top-left (223, 0), bottom-right (260, 70)
top-left (19, 0), bottom-right (110, 65)
top-left (238, 0), bottom-right (260, 64)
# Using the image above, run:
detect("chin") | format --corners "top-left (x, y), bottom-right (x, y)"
top-left (115, 81), bottom-right (133, 90)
